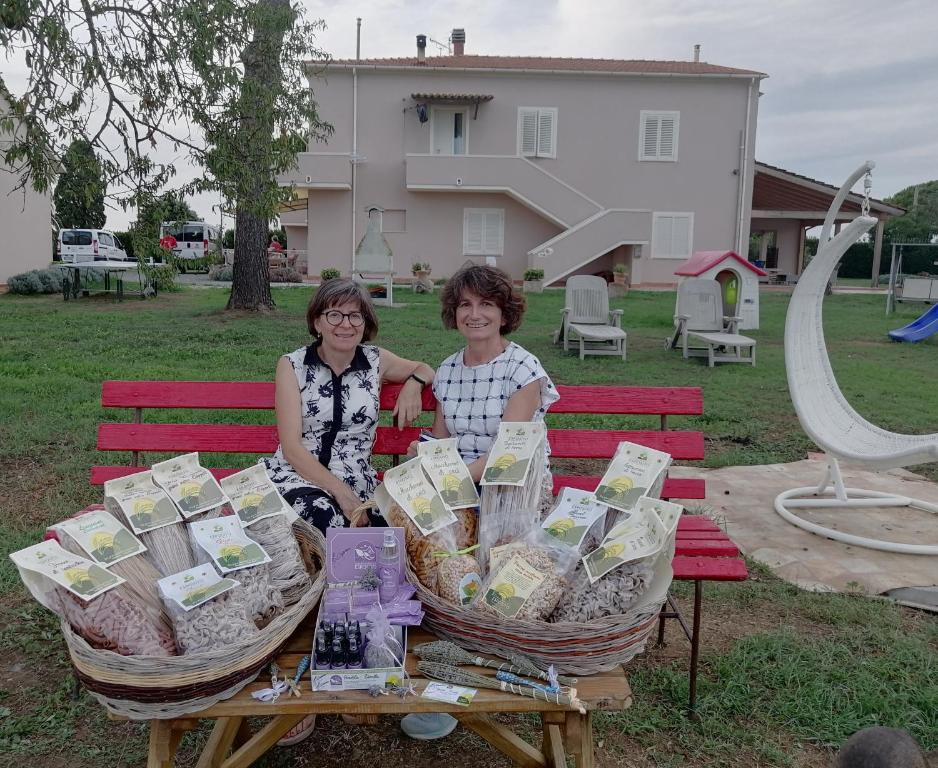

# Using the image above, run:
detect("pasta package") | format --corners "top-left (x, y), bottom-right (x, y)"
top-left (151, 452), bottom-right (229, 519)
top-left (157, 565), bottom-right (257, 654)
top-left (189, 516), bottom-right (285, 627)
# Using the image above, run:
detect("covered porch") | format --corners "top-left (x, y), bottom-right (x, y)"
top-left (749, 162), bottom-right (904, 286)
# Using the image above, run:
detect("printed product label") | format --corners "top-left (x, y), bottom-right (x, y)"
top-left (417, 438), bottom-right (480, 510)
top-left (311, 670), bottom-right (389, 692)
top-left (53, 510), bottom-right (146, 567)
top-left (458, 571), bottom-right (482, 606)
top-left (151, 452), bottom-right (228, 518)
top-left (583, 504), bottom-right (667, 583)
top-left (482, 555), bottom-right (547, 618)
top-left (487, 541), bottom-right (526, 574)
top-left (594, 441), bottom-right (671, 513)
top-left (219, 464), bottom-right (291, 527)
top-left (541, 487), bottom-right (609, 549)
top-left (421, 682), bottom-right (477, 706)
top-left (158, 565), bottom-right (239, 611)
top-left (382, 456), bottom-right (458, 536)
top-left (481, 422), bottom-right (546, 487)
top-left (639, 497), bottom-right (683, 537)
top-left (104, 471), bottom-right (182, 534)
top-left (10, 540), bottom-right (124, 600)
top-left (190, 516), bottom-right (272, 573)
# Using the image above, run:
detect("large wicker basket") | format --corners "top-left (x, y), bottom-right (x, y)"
top-left (63, 518), bottom-right (325, 720)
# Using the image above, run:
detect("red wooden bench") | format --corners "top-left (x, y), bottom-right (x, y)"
top-left (90, 380), bottom-right (747, 712)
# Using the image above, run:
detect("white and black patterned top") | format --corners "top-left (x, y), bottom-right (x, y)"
top-left (263, 343), bottom-right (381, 501)
top-left (433, 341), bottom-right (560, 463)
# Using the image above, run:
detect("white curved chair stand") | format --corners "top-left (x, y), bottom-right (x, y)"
top-left (774, 161), bottom-right (938, 556)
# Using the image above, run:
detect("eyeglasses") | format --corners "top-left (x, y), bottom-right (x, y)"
top-left (322, 310), bottom-right (365, 328)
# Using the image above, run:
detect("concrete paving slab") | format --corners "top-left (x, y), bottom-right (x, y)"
top-left (669, 457), bottom-right (938, 602)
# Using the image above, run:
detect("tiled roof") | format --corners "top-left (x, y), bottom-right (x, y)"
top-left (323, 55), bottom-right (765, 77)
top-left (411, 93), bottom-right (494, 102)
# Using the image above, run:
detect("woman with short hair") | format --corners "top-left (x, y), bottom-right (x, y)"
top-left (264, 277), bottom-right (435, 534)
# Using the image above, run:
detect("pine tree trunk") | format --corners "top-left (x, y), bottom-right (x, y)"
top-left (227, 208), bottom-right (273, 310)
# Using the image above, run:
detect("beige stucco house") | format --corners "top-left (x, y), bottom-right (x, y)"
top-left (0, 96), bottom-right (52, 287)
top-left (279, 31), bottom-right (767, 286)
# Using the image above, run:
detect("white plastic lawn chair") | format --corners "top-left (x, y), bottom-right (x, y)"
top-left (775, 161), bottom-right (938, 555)
top-left (671, 278), bottom-right (756, 367)
top-left (553, 275), bottom-right (627, 360)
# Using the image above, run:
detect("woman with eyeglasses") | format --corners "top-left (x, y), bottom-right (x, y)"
top-left (263, 278), bottom-right (435, 534)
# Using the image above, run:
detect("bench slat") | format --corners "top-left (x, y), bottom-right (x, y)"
top-left (552, 475), bottom-right (705, 500)
top-left (671, 555), bottom-right (748, 581)
top-left (675, 530), bottom-right (731, 541)
top-left (677, 517), bottom-right (722, 532)
top-left (673, 539), bottom-right (739, 557)
top-left (97, 423), bottom-right (705, 460)
top-left (102, 380), bottom-right (702, 417)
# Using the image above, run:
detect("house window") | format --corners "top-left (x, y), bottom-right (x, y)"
top-left (639, 110), bottom-right (679, 162)
top-left (651, 212), bottom-right (693, 259)
top-left (431, 108), bottom-right (468, 155)
top-left (518, 108), bottom-right (557, 158)
top-left (463, 209), bottom-right (504, 256)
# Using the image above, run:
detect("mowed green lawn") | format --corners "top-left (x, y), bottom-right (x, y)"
top-left (0, 286), bottom-right (935, 767)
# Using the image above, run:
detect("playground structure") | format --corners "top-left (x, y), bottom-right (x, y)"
top-left (674, 250), bottom-right (766, 330)
top-left (888, 304), bottom-right (938, 343)
top-left (774, 161), bottom-right (938, 556)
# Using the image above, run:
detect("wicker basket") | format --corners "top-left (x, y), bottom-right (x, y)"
top-left (63, 518), bottom-right (326, 720)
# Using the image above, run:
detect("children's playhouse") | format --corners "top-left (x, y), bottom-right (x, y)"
top-left (674, 251), bottom-right (767, 330)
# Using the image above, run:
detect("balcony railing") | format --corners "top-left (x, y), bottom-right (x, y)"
top-left (277, 153), bottom-right (352, 189)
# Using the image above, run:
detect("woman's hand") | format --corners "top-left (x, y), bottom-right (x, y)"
top-left (333, 484), bottom-right (368, 526)
top-left (392, 379), bottom-right (424, 429)
top-left (405, 439), bottom-right (419, 459)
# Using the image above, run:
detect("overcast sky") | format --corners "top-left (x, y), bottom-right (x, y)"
top-left (6, 0), bottom-right (937, 229)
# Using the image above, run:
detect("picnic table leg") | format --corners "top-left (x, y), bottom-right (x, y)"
top-left (687, 579), bottom-right (704, 719)
top-left (218, 713), bottom-right (305, 768)
top-left (564, 711), bottom-right (594, 768)
top-left (541, 712), bottom-right (567, 768)
top-left (147, 718), bottom-right (197, 768)
top-left (456, 713), bottom-right (547, 768)
top-left (195, 717), bottom-right (245, 768)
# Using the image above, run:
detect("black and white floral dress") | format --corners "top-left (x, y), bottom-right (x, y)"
top-left (263, 342), bottom-right (383, 532)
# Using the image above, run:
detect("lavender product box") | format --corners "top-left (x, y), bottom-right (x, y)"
top-left (326, 527), bottom-right (406, 585)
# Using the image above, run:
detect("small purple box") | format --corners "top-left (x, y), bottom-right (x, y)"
top-left (326, 527), bottom-right (406, 585)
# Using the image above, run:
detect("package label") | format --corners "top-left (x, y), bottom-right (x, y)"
top-left (583, 505), bottom-right (666, 583)
top-left (481, 422), bottom-right (546, 487)
top-left (104, 471), bottom-right (182, 534)
top-left (190, 516), bottom-right (271, 573)
top-left (541, 487), bottom-right (609, 548)
top-left (158, 565), bottom-right (239, 611)
top-left (220, 464), bottom-right (291, 527)
top-left (640, 497), bottom-right (683, 537)
top-left (383, 456), bottom-right (457, 536)
top-left (10, 540), bottom-right (124, 600)
top-left (422, 682), bottom-right (477, 706)
top-left (53, 510), bottom-right (146, 567)
top-left (418, 438), bottom-right (480, 510)
top-left (594, 442), bottom-right (671, 513)
top-left (482, 555), bottom-right (547, 618)
top-left (151, 452), bottom-right (228, 518)
top-left (487, 541), bottom-right (526, 574)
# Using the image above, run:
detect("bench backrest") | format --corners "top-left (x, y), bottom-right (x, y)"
top-left (94, 381), bottom-right (705, 501)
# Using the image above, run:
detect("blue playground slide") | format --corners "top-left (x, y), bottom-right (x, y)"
top-left (888, 303), bottom-right (938, 342)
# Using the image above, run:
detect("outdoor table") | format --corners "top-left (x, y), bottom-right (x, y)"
top-left (134, 625), bottom-right (632, 768)
top-left (57, 260), bottom-right (154, 301)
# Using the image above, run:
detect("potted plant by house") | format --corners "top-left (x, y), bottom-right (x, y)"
top-left (412, 262), bottom-right (431, 280)
top-left (523, 268), bottom-right (545, 294)
top-left (320, 267), bottom-right (341, 282)
top-left (612, 263), bottom-right (630, 286)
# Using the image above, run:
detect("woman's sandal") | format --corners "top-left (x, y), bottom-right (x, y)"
top-left (277, 714), bottom-right (317, 747)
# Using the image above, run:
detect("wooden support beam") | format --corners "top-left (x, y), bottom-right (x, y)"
top-left (543, 723), bottom-right (567, 768)
top-left (220, 714), bottom-right (306, 768)
top-left (457, 713), bottom-right (547, 768)
top-left (565, 711), bottom-right (595, 768)
top-left (196, 717), bottom-right (245, 768)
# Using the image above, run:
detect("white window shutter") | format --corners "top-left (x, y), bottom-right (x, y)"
top-left (537, 110), bottom-right (555, 157)
top-left (483, 212), bottom-right (503, 254)
top-left (519, 109), bottom-right (538, 156)
top-left (464, 212), bottom-right (484, 254)
top-left (658, 117), bottom-right (675, 159)
top-left (654, 215), bottom-right (673, 256)
top-left (672, 216), bottom-right (690, 256)
top-left (643, 115), bottom-right (660, 159)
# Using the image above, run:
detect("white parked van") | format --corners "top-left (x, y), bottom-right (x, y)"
top-left (159, 221), bottom-right (221, 261)
top-left (58, 229), bottom-right (129, 263)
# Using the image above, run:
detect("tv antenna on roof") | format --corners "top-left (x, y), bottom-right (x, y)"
top-left (427, 35), bottom-right (451, 55)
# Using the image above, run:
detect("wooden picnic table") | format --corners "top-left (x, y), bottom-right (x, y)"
top-left (141, 625), bottom-right (631, 768)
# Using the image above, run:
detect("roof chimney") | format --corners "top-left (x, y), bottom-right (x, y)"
top-left (693, 44), bottom-right (701, 63)
top-left (416, 34), bottom-right (426, 62)
top-left (451, 28), bottom-right (465, 56)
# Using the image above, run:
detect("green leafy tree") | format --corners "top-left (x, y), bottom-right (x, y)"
top-left (885, 181), bottom-right (938, 244)
top-left (53, 139), bottom-right (106, 229)
top-left (1, 0), bottom-right (330, 310)
top-left (223, 228), bottom-right (236, 249)
top-left (135, 192), bottom-right (199, 239)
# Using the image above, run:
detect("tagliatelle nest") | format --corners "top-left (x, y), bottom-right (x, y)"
top-left (385, 505), bottom-right (477, 592)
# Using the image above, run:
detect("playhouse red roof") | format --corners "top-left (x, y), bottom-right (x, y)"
top-left (675, 251), bottom-right (767, 277)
